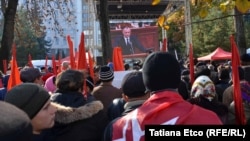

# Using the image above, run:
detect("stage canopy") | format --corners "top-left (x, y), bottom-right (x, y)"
top-left (198, 47), bottom-right (232, 61)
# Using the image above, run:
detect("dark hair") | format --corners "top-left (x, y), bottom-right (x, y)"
top-left (56, 70), bottom-right (84, 92)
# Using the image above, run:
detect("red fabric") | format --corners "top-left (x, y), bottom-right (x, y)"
top-left (67, 35), bottom-right (76, 69)
top-left (161, 38), bottom-right (168, 52)
top-left (27, 54), bottom-right (34, 68)
top-left (189, 44), bottom-right (195, 85)
top-left (45, 56), bottom-right (48, 72)
top-left (113, 47), bottom-right (124, 71)
top-left (230, 35), bottom-right (246, 125)
top-left (77, 32), bottom-right (87, 70)
top-left (198, 47), bottom-right (232, 61)
top-left (52, 55), bottom-right (57, 75)
top-left (112, 91), bottom-right (222, 140)
top-left (88, 51), bottom-right (94, 80)
top-left (7, 44), bottom-right (21, 91)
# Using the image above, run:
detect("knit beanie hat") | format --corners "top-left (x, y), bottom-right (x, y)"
top-left (121, 71), bottom-right (146, 98)
top-left (99, 66), bottom-right (114, 82)
top-left (191, 75), bottom-right (216, 101)
top-left (142, 52), bottom-right (181, 92)
top-left (0, 101), bottom-right (33, 141)
top-left (5, 83), bottom-right (50, 119)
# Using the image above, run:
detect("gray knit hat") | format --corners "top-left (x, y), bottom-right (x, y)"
top-left (0, 101), bottom-right (33, 141)
top-left (5, 83), bottom-right (50, 119)
top-left (99, 66), bottom-right (114, 82)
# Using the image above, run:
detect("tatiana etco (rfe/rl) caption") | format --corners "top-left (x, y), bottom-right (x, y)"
top-left (145, 125), bottom-right (249, 140)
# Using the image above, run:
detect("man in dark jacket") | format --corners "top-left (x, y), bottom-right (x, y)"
top-left (113, 26), bottom-right (147, 55)
top-left (104, 71), bottom-right (150, 141)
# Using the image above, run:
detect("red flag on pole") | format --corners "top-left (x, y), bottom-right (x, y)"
top-left (88, 50), bottom-right (94, 79)
top-left (67, 35), bottom-right (76, 69)
top-left (52, 55), bottom-right (57, 75)
top-left (189, 43), bottom-right (195, 85)
top-left (27, 53), bottom-right (34, 68)
top-left (161, 38), bottom-right (168, 52)
top-left (58, 51), bottom-right (62, 74)
top-left (7, 44), bottom-right (22, 91)
top-left (113, 47), bottom-right (125, 71)
top-left (77, 32), bottom-right (87, 70)
top-left (230, 35), bottom-right (246, 125)
top-left (45, 55), bottom-right (49, 73)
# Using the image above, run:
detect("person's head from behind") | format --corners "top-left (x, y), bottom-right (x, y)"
top-left (122, 26), bottom-right (131, 38)
top-left (61, 61), bottom-right (70, 71)
top-left (142, 52), bottom-right (181, 93)
top-left (190, 75), bottom-right (216, 102)
top-left (2, 74), bottom-right (10, 88)
top-left (0, 101), bottom-right (33, 141)
top-left (20, 67), bottom-right (43, 85)
top-left (5, 83), bottom-right (57, 134)
top-left (56, 69), bottom-right (84, 92)
top-left (121, 71), bottom-right (149, 101)
top-left (99, 66), bottom-right (114, 83)
top-left (86, 76), bottom-right (94, 93)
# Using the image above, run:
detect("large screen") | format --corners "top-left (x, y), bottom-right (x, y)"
top-left (110, 22), bottom-right (159, 56)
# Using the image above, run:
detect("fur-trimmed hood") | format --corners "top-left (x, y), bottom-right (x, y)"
top-left (52, 100), bottom-right (103, 124)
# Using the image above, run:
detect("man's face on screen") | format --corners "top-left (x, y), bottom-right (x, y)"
top-left (123, 28), bottom-right (131, 38)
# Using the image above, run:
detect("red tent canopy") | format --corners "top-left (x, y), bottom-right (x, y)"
top-left (198, 47), bottom-right (232, 61)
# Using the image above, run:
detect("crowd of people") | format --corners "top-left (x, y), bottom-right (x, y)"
top-left (0, 51), bottom-right (250, 141)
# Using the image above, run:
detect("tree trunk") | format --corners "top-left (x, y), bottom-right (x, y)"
top-left (234, 8), bottom-right (247, 55)
top-left (99, 0), bottom-right (112, 65)
top-left (0, 0), bottom-right (18, 73)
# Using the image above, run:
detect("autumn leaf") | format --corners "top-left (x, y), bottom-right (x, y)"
top-left (219, 1), bottom-right (230, 13)
top-left (235, 0), bottom-right (250, 13)
top-left (199, 8), bottom-right (208, 18)
top-left (163, 25), bottom-right (170, 30)
top-left (152, 0), bottom-right (161, 6)
top-left (157, 15), bottom-right (165, 27)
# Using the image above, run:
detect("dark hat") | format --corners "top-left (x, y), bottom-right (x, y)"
top-left (121, 71), bottom-right (146, 98)
top-left (181, 69), bottom-right (190, 76)
top-left (142, 52), bottom-right (181, 92)
top-left (0, 101), bottom-right (33, 141)
top-left (2, 74), bottom-right (10, 87)
top-left (86, 76), bottom-right (94, 91)
top-left (240, 53), bottom-right (250, 62)
top-left (196, 62), bottom-right (206, 68)
top-left (5, 83), bottom-right (50, 119)
top-left (20, 67), bottom-right (42, 83)
top-left (99, 66), bottom-right (114, 82)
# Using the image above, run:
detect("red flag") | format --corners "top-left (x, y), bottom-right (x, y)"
top-left (189, 43), bottom-right (195, 85)
top-left (27, 53), bottom-right (34, 68)
top-left (67, 35), bottom-right (76, 69)
top-left (58, 51), bottom-right (62, 74)
top-left (161, 38), bottom-right (168, 52)
top-left (77, 32), bottom-right (87, 70)
top-left (2, 60), bottom-right (7, 74)
top-left (52, 55), bottom-right (57, 75)
top-left (7, 44), bottom-right (22, 91)
top-left (45, 55), bottom-right (48, 72)
top-left (113, 47), bottom-right (125, 71)
top-left (88, 50), bottom-right (94, 79)
top-left (230, 35), bottom-right (246, 125)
